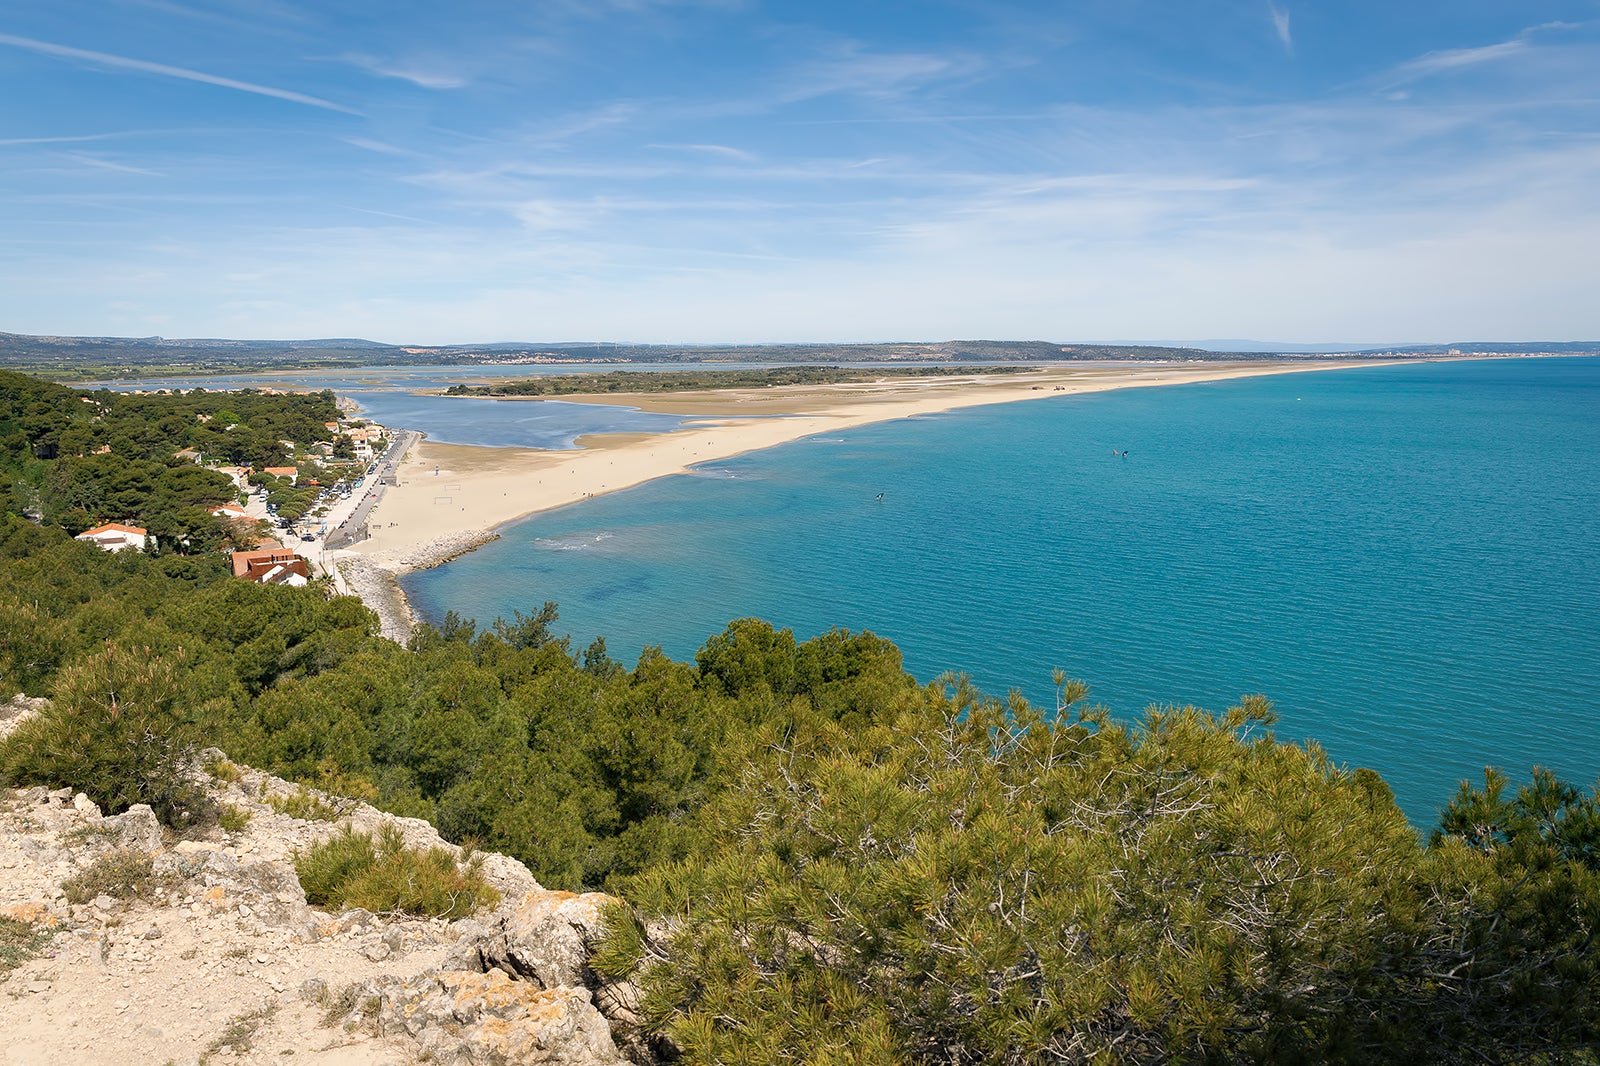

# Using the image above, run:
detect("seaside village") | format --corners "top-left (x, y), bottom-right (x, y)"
top-left (71, 392), bottom-right (392, 588)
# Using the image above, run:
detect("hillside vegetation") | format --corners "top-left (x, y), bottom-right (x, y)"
top-left (0, 369), bottom-right (341, 547)
top-left (0, 371), bottom-right (1595, 1062)
top-left (442, 365), bottom-right (1039, 397)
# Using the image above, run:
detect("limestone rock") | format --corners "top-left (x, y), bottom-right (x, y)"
top-left (0, 747), bottom-right (635, 1066)
top-left (502, 890), bottom-right (617, 991)
top-left (377, 970), bottom-right (624, 1065)
top-left (102, 803), bottom-right (162, 853)
top-left (0, 694), bottom-right (47, 741)
top-left (442, 918), bottom-right (510, 976)
top-left (477, 851), bottom-right (541, 902)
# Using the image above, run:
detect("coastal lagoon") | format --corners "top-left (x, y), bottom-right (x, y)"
top-left (405, 358), bottom-right (1600, 824)
top-left (96, 363), bottom-right (708, 450)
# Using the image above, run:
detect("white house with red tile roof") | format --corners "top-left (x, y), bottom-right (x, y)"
top-left (230, 548), bottom-right (310, 586)
top-left (75, 523), bottom-right (149, 552)
top-left (211, 503), bottom-right (249, 520)
top-left (263, 466), bottom-right (299, 484)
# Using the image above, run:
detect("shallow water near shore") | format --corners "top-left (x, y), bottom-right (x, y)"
top-left (404, 358), bottom-right (1600, 825)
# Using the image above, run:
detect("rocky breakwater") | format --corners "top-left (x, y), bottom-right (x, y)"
top-left (0, 714), bottom-right (636, 1066)
top-left (336, 529), bottom-right (501, 644)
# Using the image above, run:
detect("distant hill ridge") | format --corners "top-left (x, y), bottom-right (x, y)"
top-left (2, 329), bottom-right (1595, 379)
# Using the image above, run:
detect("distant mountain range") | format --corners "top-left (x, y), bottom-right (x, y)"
top-left (2, 330), bottom-right (1595, 379)
top-left (1123, 338), bottom-right (1600, 354)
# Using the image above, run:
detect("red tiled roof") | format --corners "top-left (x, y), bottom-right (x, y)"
top-left (231, 548), bottom-right (302, 579)
top-left (78, 523), bottom-right (147, 537)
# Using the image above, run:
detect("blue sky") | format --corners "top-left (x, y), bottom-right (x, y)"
top-left (2, 1), bottom-right (1597, 344)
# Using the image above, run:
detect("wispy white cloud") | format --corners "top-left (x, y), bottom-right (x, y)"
top-left (0, 132), bottom-right (128, 146)
top-left (1268, 3), bottom-right (1293, 55)
top-left (339, 52), bottom-right (466, 90)
top-left (1383, 21), bottom-right (1584, 86)
top-left (62, 152), bottom-right (161, 176)
top-left (1394, 38), bottom-right (1529, 80)
top-left (647, 142), bottom-right (758, 162)
top-left (519, 102), bottom-right (638, 146)
top-left (780, 45), bottom-right (977, 104)
top-left (344, 136), bottom-right (419, 157)
top-left (0, 32), bottom-right (360, 115)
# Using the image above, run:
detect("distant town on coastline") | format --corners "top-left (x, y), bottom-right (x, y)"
top-left (3, 330), bottom-right (1597, 381)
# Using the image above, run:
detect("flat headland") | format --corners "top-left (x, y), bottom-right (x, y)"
top-left (345, 361), bottom-right (1405, 593)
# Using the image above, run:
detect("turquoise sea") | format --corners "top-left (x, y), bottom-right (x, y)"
top-left (403, 358), bottom-right (1600, 825)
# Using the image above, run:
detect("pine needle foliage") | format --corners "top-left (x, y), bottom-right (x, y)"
top-left (0, 643), bottom-right (212, 827)
top-left (293, 824), bottom-right (499, 919)
top-left (603, 678), bottom-right (1599, 1065)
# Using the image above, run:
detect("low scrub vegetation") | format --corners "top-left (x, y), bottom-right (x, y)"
top-left (61, 848), bottom-right (167, 904)
top-left (0, 916), bottom-right (51, 973)
top-left (204, 757), bottom-right (241, 783)
top-left (266, 787), bottom-right (349, 822)
top-left (219, 804), bottom-right (251, 831)
top-left (294, 824), bottom-right (498, 919)
top-left (443, 364), bottom-right (1035, 397)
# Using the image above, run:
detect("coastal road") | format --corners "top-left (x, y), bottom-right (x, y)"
top-left (324, 429), bottom-right (420, 551)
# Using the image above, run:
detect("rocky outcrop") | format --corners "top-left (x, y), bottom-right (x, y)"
top-left (375, 971), bottom-right (620, 1065)
top-left (0, 742), bottom-right (635, 1066)
top-left (0, 693), bottom-right (46, 742)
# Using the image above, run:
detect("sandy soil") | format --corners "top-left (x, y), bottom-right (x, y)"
top-left (349, 361), bottom-right (1400, 574)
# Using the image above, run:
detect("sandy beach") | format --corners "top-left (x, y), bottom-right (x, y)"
top-left (344, 361), bottom-right (1401, 587)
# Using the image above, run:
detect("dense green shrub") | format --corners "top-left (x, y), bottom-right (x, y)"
top-left (599, 683), bottom-right (1600, 1065)
top-left (0, 643), bottom-right (212, 828)
top-left (294, 824), bottom-right (499, 919)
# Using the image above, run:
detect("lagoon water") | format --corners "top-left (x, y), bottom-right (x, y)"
top-left (404, 358), bottom-right (1600, 824)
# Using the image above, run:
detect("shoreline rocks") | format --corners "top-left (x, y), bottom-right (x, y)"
top-left (335, 529), bottom-right (501, 644)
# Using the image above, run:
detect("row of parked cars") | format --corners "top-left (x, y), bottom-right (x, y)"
top-left (249, 463), bottom-right (379, 545)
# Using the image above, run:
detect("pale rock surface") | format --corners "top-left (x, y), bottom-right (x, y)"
top-left (375, 971), bottom-right (620, 1065)
top-left (0, 695), bottom-right (47, 742)
top-left (0, 734), bottom-right (630, 1066)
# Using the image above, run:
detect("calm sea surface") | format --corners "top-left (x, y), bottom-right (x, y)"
top-left (402, 358), bottom-right (1600, 825)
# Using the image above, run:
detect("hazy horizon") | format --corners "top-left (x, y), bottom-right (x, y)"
top-left (12, 329), bottom-right (1598, 354)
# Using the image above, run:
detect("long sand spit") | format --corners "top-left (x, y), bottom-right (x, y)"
top-left (345, 361), bottom-right (1406, 600)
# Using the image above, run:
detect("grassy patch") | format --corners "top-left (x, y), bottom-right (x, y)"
top-left (219, 804), bottom-right (252, 832)
top-left (61, 821), bottom-right (121, 845)
top-left (266, 788), bottom-right (350, 822)
top-left (294, 824), bottom-right (498, 920)
top-left (207, 1004), bottom-right (277, 1054)
top-left (61, 848), bottom-right (169, 904)
top-left (320, 983), bottom-right (381, 1029)
top-left (205, 757), bottom-right (241, 783)
top-left (0, 916), bottom-right (52, 973)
